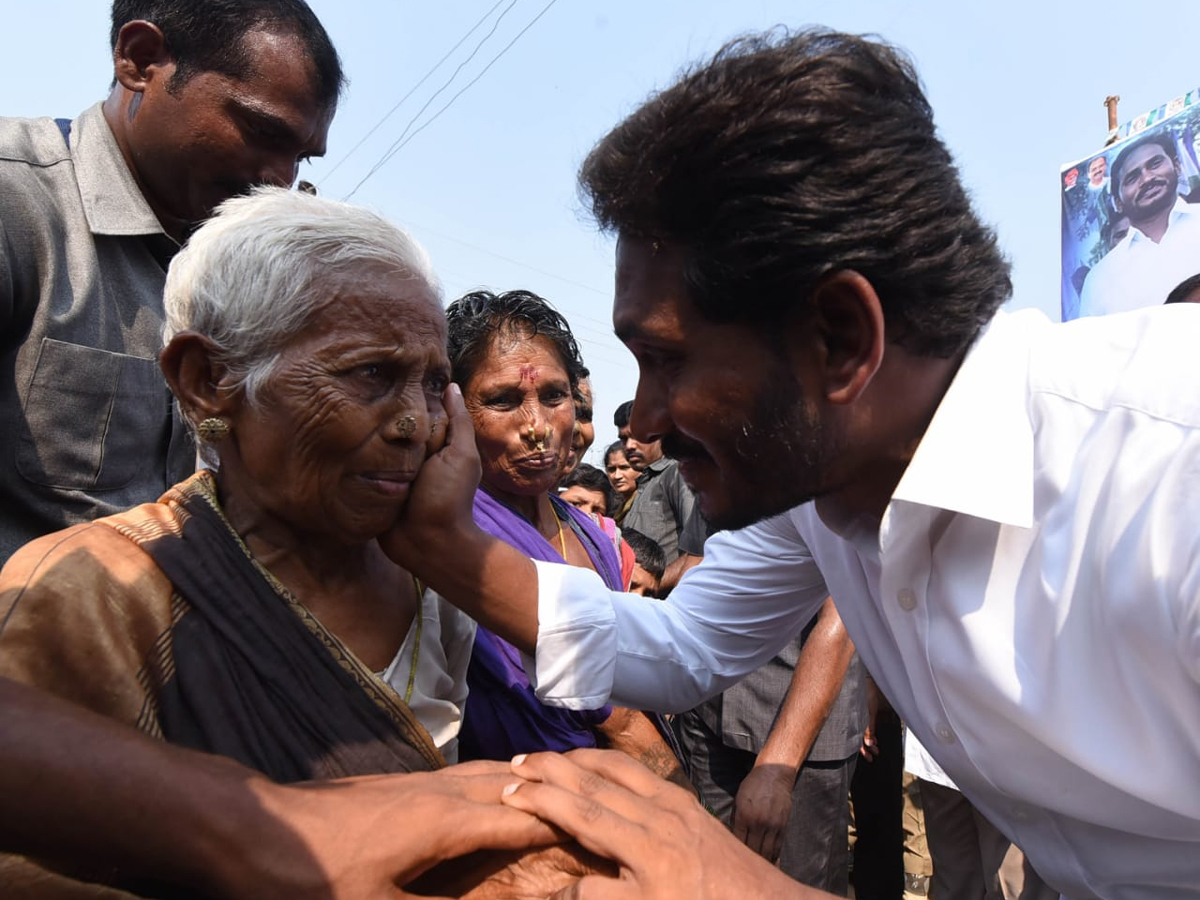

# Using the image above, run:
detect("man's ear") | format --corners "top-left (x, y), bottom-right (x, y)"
top-left (808, 270), bottom-right (885, 405)
top-left (159, 332), bottom-right (237, 426)
top-left (113, 20), bottom-right (173, 94)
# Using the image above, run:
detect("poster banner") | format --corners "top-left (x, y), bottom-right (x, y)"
top-left (1060, 89), bottom-right (1200, 320)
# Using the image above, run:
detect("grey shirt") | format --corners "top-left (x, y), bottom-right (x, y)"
top-left (622, 457), bottom-right (697, 564)
top-left (696, 627), bottom-right (867, 763)
top-left (0, 104), bottom-right (193, 564)
top-left (684, 516), bottom-right (867, 763)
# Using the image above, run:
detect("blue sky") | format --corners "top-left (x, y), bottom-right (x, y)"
top-left (6, 1), bottom-right (1197, 460)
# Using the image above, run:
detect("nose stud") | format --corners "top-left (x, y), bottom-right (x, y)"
top-left (397, 415), bottom-right (417, 438)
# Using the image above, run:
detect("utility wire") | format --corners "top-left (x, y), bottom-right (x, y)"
top-left (344, 0), bottom-right (560, 201)
top-left (342, 0), bottom-right (521, 200)
top-left (319, 0), bottom-right (509, 183)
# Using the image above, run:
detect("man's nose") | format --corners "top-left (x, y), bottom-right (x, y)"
top-left (259, 156), bottom-right (299, 189)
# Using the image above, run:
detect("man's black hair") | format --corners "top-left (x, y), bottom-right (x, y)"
top-left (620, 528), bottom-right (665, 582)
top-left (558, 464), bottom-right (616, 515)
top-left (111, 0), bottom-right (344, 107)
top-left (446, 289), bottom-right (586, 391)
top-left (613, 400), bottom-right (634, 429)
top-left (580, 28), bottom-right (1012, 358)
top-left (1165, 272), bottom-right (1200, 304)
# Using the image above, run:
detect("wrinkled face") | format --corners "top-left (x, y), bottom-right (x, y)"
top-left (563, 378), bottom-right (595, 474)
top-left (225, 266), bottom-right (449, 543)
top-left (1114, 144), bottom-right (1179, 223)
top-left (604, 449), bottom-right (637, 497)
top-left (614, 237), bottom-right (838, 530)
top-left (129, 28), bottom-right (333, 232)
top-left (463, 333), bottom-right (575, 502)
top-left (559, 485), bottom-right (608, 518)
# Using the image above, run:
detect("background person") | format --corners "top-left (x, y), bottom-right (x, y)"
top-left (558, 463), bottom-right (618, 520)
top-left (619, 527), bottom-right (665, 597)
top-left (562, 374), bottom-right (596, 474)
top-left (604, 439), bottom-right (638, 525)
top-left (445, 290), bottom-right (687, 790)
top-left (0, 0), bottom-right (341, 565)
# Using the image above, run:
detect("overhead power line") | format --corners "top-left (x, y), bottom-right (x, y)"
top-left (343, 0), bottom-right (560, 201)
top-left (319, 0), bottom-right (510, 184)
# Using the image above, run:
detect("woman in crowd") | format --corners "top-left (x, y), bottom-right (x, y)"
top-left (0, 189), bottom-right (547, 895)
top-left (446, 290), bottom-right (686, 786)
top-left (604, 440), bottom-right (638, 525)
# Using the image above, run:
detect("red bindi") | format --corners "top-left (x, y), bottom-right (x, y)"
top-left (519, 364), bottom-right (539, 383)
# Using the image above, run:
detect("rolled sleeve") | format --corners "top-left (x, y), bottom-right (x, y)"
top-left (528, 560), bottom-right (619, 709)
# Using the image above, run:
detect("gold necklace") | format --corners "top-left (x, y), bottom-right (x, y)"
top-left (554, 513), bottom-right (568, 559)
top-left (404, 576), bottom-right (424, 704)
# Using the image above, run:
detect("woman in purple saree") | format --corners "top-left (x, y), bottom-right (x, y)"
top-left (446, 290), bottom-right (687, 785)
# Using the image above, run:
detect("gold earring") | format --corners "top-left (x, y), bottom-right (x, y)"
top-left (397, 415), bottom-right (417, 438)
top-left (196, 417), bottom-right (231, 442)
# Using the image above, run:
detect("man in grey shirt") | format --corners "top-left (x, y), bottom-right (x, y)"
top-left (0, 0), bottom-right (341, 563)
top-left (617, 399), bottom-right (699, 579)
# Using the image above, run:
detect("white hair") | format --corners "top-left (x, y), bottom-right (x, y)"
top-left (163, 186), bottom-right (441, 404)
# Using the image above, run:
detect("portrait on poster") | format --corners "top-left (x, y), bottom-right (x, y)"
top-left (1060, 90), bottom-right (1200, 321)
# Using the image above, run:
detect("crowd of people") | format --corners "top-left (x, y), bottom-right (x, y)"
top-left (1, 2), bottom-right (1198, 900)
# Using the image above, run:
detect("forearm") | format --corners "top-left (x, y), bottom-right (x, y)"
top-left (0, 678), bottom-right (310, 897)
top-left (594, 707), bottom-right (691, 791)
top-left (423, 527), bottom-right (541, 653)
top-left (754, 598), bottom-right (854, 771)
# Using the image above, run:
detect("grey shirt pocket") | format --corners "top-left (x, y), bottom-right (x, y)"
top-left (16, 338), bottom-right (171, 491)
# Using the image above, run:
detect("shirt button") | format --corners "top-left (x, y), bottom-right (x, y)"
top-left (897, 588), bottom-right (917, 610)
top-left (935, 723), bottom-right (956, 744)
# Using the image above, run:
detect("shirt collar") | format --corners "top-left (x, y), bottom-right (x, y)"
top-left (1127, 196), bottom-right (1195, 248)
top-left (889, 309), bottom-right (1040, 528)
top-left (71, 103), bottom-right (168, 239)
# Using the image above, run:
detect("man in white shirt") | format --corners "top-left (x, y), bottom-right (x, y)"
top-left (1078, 133), bottom-right (1200, 316)
top-left (391, 28), bottom-right (1200, 900)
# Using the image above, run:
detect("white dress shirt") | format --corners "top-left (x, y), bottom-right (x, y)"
top-left (1079, 197), bottom-right (1200, 317)
top-left (529, 306), bottom-right (1200, 900)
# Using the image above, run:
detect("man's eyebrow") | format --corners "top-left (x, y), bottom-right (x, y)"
top-left (230, 99), bottom-right (320, 151)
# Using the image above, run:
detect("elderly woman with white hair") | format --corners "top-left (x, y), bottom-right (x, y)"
top-left (0, 188), bottom-right (588, 896)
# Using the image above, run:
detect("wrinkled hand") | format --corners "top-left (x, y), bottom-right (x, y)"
top-left (500, 749), bottom-right (807, 900)
top-left (246, 761), bottom-right (564, 900)
top-left (731, 763), bottom-right (796, 862)
top-left (380, 385), bottom-right (481, 572)
top-left (415, 843), bottom-right (616, 899)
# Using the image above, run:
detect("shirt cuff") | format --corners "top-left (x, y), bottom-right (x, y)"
top-left (523, 560), bottom-right (618, 710)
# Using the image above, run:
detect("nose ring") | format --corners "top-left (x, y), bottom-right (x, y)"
top-left (527, 425), bottom-right (551, 452)
top-left (397, 415), bottom-right (417, 438)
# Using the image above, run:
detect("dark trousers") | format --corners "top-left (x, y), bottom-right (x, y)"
top-left (676, 709), bottom-right (856, 895)
top-left (849, 709), bottom-right (905, 900)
